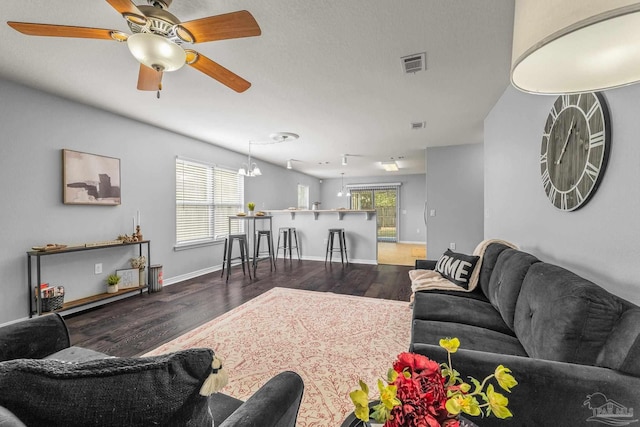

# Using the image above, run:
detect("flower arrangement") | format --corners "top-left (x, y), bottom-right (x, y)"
top-left (130, 256), bottom-right (146, 270)
top-left (349, 338), bottom-right (517, 427)
top-left (247, 202), bottom-right (256, 212)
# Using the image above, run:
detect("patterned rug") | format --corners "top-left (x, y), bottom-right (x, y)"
top-left (145, 287), bottom-right (412, 426)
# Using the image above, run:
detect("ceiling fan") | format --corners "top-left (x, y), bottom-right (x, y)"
top-left (7, 0), bottom-right (261, 95)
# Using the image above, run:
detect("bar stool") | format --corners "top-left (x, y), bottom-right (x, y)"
top-left (325, 228), bottom-right (348, 265)
top-left (276, 227), bottom-right (300, 261)
top-left (221, 233), bottom-right (252, 283)
top-left (254, 229), bottom-right (276, 274)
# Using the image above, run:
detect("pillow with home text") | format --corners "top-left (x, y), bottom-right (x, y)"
top-left (435, 249), bottom-right (480, 289)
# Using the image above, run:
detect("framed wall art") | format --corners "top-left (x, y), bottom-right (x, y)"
top-left (62, 149), bottom-right (121, 205)
top-left (116, 268), bottom-right (139, 289)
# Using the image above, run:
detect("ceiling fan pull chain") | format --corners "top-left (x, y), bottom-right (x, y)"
top-left (157, 82), bottom-right (162, 99)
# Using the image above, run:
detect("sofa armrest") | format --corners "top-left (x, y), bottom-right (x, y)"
top-left (412, 344), bottom-right (640, 427)
top-left (415, 259), bottom-right (437, 270)
top-left (219, 371), bottom-right (304, 427)
top-left (0, 314), bottom-right (70, 362)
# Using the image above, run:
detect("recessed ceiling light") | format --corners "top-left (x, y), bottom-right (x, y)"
top-left (381, 161), bottom-right (399, 172)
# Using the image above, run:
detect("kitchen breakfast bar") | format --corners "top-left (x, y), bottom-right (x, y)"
top-left (265, 209), bottom-right (378, 264)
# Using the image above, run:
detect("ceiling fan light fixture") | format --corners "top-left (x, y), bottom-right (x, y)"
top-left (110, 31), bottom-right (129, 42)
top-left (127, 32), bottom-right (186, 72)
top-left (511, 1), bottom-right (640, 94)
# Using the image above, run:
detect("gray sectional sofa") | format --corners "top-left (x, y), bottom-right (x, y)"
top-left (411, 242), bottom-right (640, 426)
top-left (0, 313), bottom-right (304, 427)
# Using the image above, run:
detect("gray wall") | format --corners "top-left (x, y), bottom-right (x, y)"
top-left (426, 144), bottom-right (484, 257)
top-left (485, 85), bottom-right (640, 305)
top-left (0, 78), bottom-right (319, 324)
top-left (320, 174), bottom-right (426, 243)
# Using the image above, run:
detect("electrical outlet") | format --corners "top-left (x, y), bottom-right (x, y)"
top-left (417, 228), bottom-right (420, 233)
top-left (449, 243), bottom-right (456, 250)
top-left (94, 263), bottom-right (102, 274)
top-left (430, 209), bottom-right (436, 217)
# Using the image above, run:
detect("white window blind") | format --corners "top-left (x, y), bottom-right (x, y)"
top-left (176, 157), bottom-right (244, 246)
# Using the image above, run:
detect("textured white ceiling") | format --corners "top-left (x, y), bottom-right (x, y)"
top-left (0, 0), bottom-right (515, 178)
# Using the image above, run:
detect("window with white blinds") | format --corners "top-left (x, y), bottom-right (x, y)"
top-left (176, 157), bottom-right (244, 246)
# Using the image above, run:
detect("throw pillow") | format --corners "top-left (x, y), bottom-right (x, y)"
top-left (434, 249), bottom-right (480, 289)
top-left (0, 348), bottom-right (214, 427)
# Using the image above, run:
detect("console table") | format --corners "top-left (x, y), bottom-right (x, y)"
top-left (27, 240), bottom-right (150, 317)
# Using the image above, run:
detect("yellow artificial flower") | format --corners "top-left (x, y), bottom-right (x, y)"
top-left (378, 379), bottom-right (401, 409)
top-left (439, 337), bottom-right (461, 353)
top-left (349, 382), bottom-right (370, 422)
top-left (494, 365), bottom-right (518, 392)
top-left (446, 393), bottom-right (481, 417)
top-left (486, 384), bottom-right (513, 419)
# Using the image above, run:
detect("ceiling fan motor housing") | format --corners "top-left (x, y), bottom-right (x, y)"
top-left (127, 5), bottom-right (186, 44)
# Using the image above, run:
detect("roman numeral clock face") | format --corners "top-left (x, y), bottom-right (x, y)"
top-left (540, 92), bottom-right (611, 211)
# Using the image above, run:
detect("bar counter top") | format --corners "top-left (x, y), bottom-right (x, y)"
top-left (266, 209), bottom-right (376, 220)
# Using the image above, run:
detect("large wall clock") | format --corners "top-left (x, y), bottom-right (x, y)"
top-left (540, 92), bottom-right (611, 211)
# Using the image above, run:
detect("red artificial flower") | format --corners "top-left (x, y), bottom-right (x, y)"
top-left (393, 352), bottom-right (440, 376)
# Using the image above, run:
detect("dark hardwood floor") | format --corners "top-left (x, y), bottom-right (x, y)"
top-left (64, 260), bottom-right (413, 357)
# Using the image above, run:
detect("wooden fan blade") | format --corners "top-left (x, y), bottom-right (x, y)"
top-left (187, 51), bottom-right (251, 93)
top-left (105, 0), bottom-right (144, 17)
top-left (137, 64), bottom-right (163, 91)
top-left (7, 22), bottom-right (118, 40)
top-left (180, 10), bottom-right (261, 43)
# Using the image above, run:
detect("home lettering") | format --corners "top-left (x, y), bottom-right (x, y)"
top-left (436, 256), bottom-right (473, 283)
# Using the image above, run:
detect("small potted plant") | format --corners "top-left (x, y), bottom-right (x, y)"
top-left (106, 274), bottom-right (120, 294)
top-left (247, 202), bottom-right (256, 216)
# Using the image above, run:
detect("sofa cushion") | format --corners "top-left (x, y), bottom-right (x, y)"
top-left (514, 263), bottom-right (626, 365)
top-left (485, 249), bottom-right (539, 330)
top-left (412, 292), bottom-right (514, 336)
top-left (434, 249), bottom-right (480, 289)
top-left (411, 319), bottom-right (528, 357)
top-left (0, 348), bottom-right (214, 427)
top-left (596, 308), bottom-right (640, 376)
top-left (46, 346), bottom-right (112, 363)
top-left (477, 243), bottom-right (512, 298)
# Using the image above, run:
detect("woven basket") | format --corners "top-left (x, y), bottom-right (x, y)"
top-left (37, 294), bottom-right (64, 312)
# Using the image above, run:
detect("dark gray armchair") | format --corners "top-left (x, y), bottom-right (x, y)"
top-left (0, 314), bottom-right (303, 427)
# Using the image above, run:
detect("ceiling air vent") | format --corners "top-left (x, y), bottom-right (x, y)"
top-left (411, 121), bottom-right (426, 130)
top-left (401, 52), bottom-right (426, 74)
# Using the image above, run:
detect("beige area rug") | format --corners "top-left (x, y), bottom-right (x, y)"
top-left (145, 287), bottom-right (412, 426)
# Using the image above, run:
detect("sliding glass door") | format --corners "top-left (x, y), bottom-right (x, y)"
top-left (350, 186), bottom-right (399, 242)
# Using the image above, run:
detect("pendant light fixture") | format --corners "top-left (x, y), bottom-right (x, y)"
top-left (511, 0), bottom-right (640, 94)
top-left (238, 142), bottom-right (262, 177)
top-left (337, 173), bottom-right (351, 197)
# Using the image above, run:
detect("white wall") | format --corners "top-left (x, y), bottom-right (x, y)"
top-left (320, 173), bottom-right (426, 243)
top-left (0, 78), bottom-right (319, 324)
top-left (426, 144), bottom-right (484, 257)
top-left (485, 85), bottom-right (640, 305)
